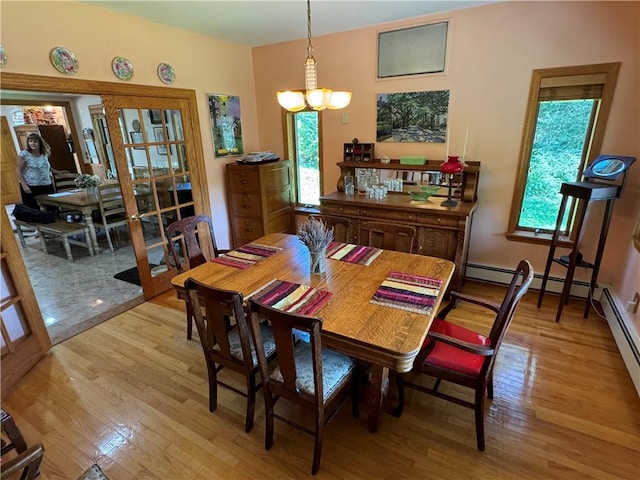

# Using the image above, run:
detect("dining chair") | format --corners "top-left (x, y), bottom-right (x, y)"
top-left (184, 278), bottom-right (276, 432)
top-left (248, 299), bottom-right (359, 475)
top-left (396, 259), bottom-right (533, 450)
top-left (309, 214), bottom-right (353, 243)
top-left (166, 214), bottom-right (220, 339)
top-left (358, 221), bottom-right (416, 253)
top-left (1, 409), bottom-right (44, 480)
top-left (93, 183), bottom-right (129, 252)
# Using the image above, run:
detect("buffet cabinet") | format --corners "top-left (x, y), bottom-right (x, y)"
top-left (320, 160), bottom-right (480, 291)
top-left (226, 160), bottom-right (295, 248)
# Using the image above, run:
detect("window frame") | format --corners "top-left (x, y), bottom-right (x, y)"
top-left (506, 62), bottom-right (620, 246)
top-left (282, 107), bottom-right (324, 208)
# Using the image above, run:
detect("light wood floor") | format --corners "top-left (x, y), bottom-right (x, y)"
top-left (3, 281), bottom-right (639, 479)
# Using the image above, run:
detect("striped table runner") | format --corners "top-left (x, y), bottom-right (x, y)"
top-left (370, 272), bottom-right (443, 315)
top-left (249, 279), bottom-right (332, 316)
top-left (325, 242), bottom-right (383, 266)
top-left (212, 243), bottom-right (282, 269)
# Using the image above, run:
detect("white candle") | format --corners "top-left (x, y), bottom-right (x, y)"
top-left (445, 128), bottom-right (450, 159)
top-left (462, 126), bottom-right (469, 161)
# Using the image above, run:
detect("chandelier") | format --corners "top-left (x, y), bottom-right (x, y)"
top-left (276, 0), bottom-right (352, 112)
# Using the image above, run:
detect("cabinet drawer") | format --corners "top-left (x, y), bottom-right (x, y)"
top-left (358, 207), bottom-right (417, 223)
top-left (321, 204), bottom-right (358, 217)
top-left (416, 213), bottom-right (459, 228)
top-left (229, 192), bottom-right (262, 219)
top-left (227, 171), bottom-right (260, 192)
top-left (232, 217), bottom-right (264, 239)
top-left (264, 164), bottom-right (292, 187)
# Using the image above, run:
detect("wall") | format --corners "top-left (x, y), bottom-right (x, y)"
top-left (1, 0), bottom-right (261, 249)
top-left (253, 1), bottom-right (640, 335)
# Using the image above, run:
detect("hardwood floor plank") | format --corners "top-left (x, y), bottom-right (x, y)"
top-left (3, 281), bottom-right (639, 479)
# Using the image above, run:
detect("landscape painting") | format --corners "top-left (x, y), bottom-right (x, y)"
top-left (376, 90), bottom-right (450, 142)
top-left (207, 94), bottom-right (243, 157)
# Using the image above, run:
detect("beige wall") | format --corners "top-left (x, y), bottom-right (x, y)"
top-left (253, 1), bottom-right (640, 332)
top-left (1, 0), bottom-right (261, 248)
top-left (2, 1), bottom-right (638, 333)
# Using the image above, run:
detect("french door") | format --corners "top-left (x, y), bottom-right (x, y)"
top-left (1, 116), bottom-right (50, 397)
top-left (101, 95), bottom-right (207, 298)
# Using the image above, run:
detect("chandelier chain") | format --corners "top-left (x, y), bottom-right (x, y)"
top-left (307, 0), bottom-right (313, 57)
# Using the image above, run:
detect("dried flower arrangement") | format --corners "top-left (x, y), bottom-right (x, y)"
top-left (297, 217), bottom-right (334, 274)
top-left (74, 174), bottom-right (102, 188)
top-left (297, 216), bottom-right (334, 252)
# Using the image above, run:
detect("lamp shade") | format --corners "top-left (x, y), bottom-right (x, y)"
top-left (277, 91), bottom-right (306, 112)
top-left (441, 155), bottom-right (464, 174)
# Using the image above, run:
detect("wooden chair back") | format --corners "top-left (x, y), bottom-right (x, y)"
top-left (309, 214), bottom-right (353, 243)
top-left (166, 214), bottom-right (219, 273)
top-left (95, 183), bottom-right (129, 252)
top-left (185, 278), bottom-right (267, 432)
top-left (358, 221), bottom-right (416, 253)
top-left (52, 172), bottom-right (78, 192)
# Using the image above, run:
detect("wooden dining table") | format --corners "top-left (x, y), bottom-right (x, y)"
top-left (171, 232), bottom-right (455, 432)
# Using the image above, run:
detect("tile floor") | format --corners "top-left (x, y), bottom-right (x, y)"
top-left (7, 205), bottom-right (157, 344)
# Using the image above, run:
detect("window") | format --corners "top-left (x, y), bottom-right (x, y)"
top-left (283, 109), bottom-right (323, 206)
top-left (507, 63), bottom-right (620, 243)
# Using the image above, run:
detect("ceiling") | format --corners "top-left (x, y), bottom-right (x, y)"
top-left (84, 1), bottom-right (499, 47)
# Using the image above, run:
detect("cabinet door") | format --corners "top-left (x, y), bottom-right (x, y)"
top-left (417, 227), bottom-right (457, 260)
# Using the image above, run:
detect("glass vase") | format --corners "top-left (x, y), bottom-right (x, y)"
top-left (309, 248), bottom-right (327, 275)
top-left (86, 185), bottom-right (98, 199)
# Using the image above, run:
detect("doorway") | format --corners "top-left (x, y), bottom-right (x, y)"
top-left (1, 72), bottom-right (210, 344)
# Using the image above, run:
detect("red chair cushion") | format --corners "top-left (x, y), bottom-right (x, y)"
top-left (422, 318), bottom-right (491, 376)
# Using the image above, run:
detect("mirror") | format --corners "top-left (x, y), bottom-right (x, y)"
top-left (584, 154), bottom-right (636, 180)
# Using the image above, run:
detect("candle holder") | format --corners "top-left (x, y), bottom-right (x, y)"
top-left (440, 155), bottom-right (464, 207)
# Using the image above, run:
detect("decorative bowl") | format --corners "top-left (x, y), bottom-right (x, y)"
top-left (408, 185), bottom-right (440, 201)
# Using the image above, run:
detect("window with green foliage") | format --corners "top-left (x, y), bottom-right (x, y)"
top-left (283, 110), bottom-right (322, 206)
top-left (508, 63), bottom-right (619, 242)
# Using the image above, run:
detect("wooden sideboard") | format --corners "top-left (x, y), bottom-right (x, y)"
top-left (320, 160), bottom-right (480, 291)
top-left (226, 160), bottom-right (295, 248)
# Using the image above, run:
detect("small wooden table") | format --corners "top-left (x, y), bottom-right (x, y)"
top-left (36, 190), bottom-right (102, 251)
top-left (171, 233), bottom-right (454, 432)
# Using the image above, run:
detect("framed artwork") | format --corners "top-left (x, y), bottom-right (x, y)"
top-left (376, 90), bottom-right (450, 143)
top-left (148, 109), bottom-right (162, 124)
top-left (129, 131), bottom-right (145, 150)
top-left (153, 126), bottom-right (167, 155)
top-left (378, 22), bottom-right (448, 78)
top-left (207, 93), bottom-right (243, 157)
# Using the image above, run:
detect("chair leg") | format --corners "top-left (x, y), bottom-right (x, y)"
top-left (474, 387), bottom-right (486, 451)
top-left (265, 408), bottom-right (274, 451)
top-left (186, 303), bottom-right (194, 340)
top-left (207, 362), bottom-right (218, 413)
top-left (244, 374), bottom-right (257, 433)
top-left (105, 227), bottom-right (115, 253)
top-left (487, 374), bottom-right (494, 400)
top-left (311, 418), bottom-right (324, 475)
top-left (433, 378), bottom-right (442, 392)
top-left (393, 372), bottom-right (404, 417)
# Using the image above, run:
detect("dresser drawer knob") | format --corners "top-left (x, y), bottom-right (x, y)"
top-left (241, 180), bottom-right (248, 184)
top-left (245, 228), bottom-right (253, 232)
top-left (243, 204), bottom-right (250, 209)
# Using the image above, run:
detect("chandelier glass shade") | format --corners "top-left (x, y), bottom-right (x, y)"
top-left (277, 0), bottom-right (352, 112)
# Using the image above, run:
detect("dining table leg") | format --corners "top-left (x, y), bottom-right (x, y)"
top-left (81, 206), bottom-right (100, 252)
top-left (366, 365), bottom-right (389, 433)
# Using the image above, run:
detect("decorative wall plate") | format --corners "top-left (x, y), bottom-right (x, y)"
top-left (112, 56), bottom-right (134, 81)
top-left (0, 45), bottom-right (7, 68)
top-left (50, 46), bottom-right (79, 74)
top-left (157, 63), bottom-right (175, 85)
